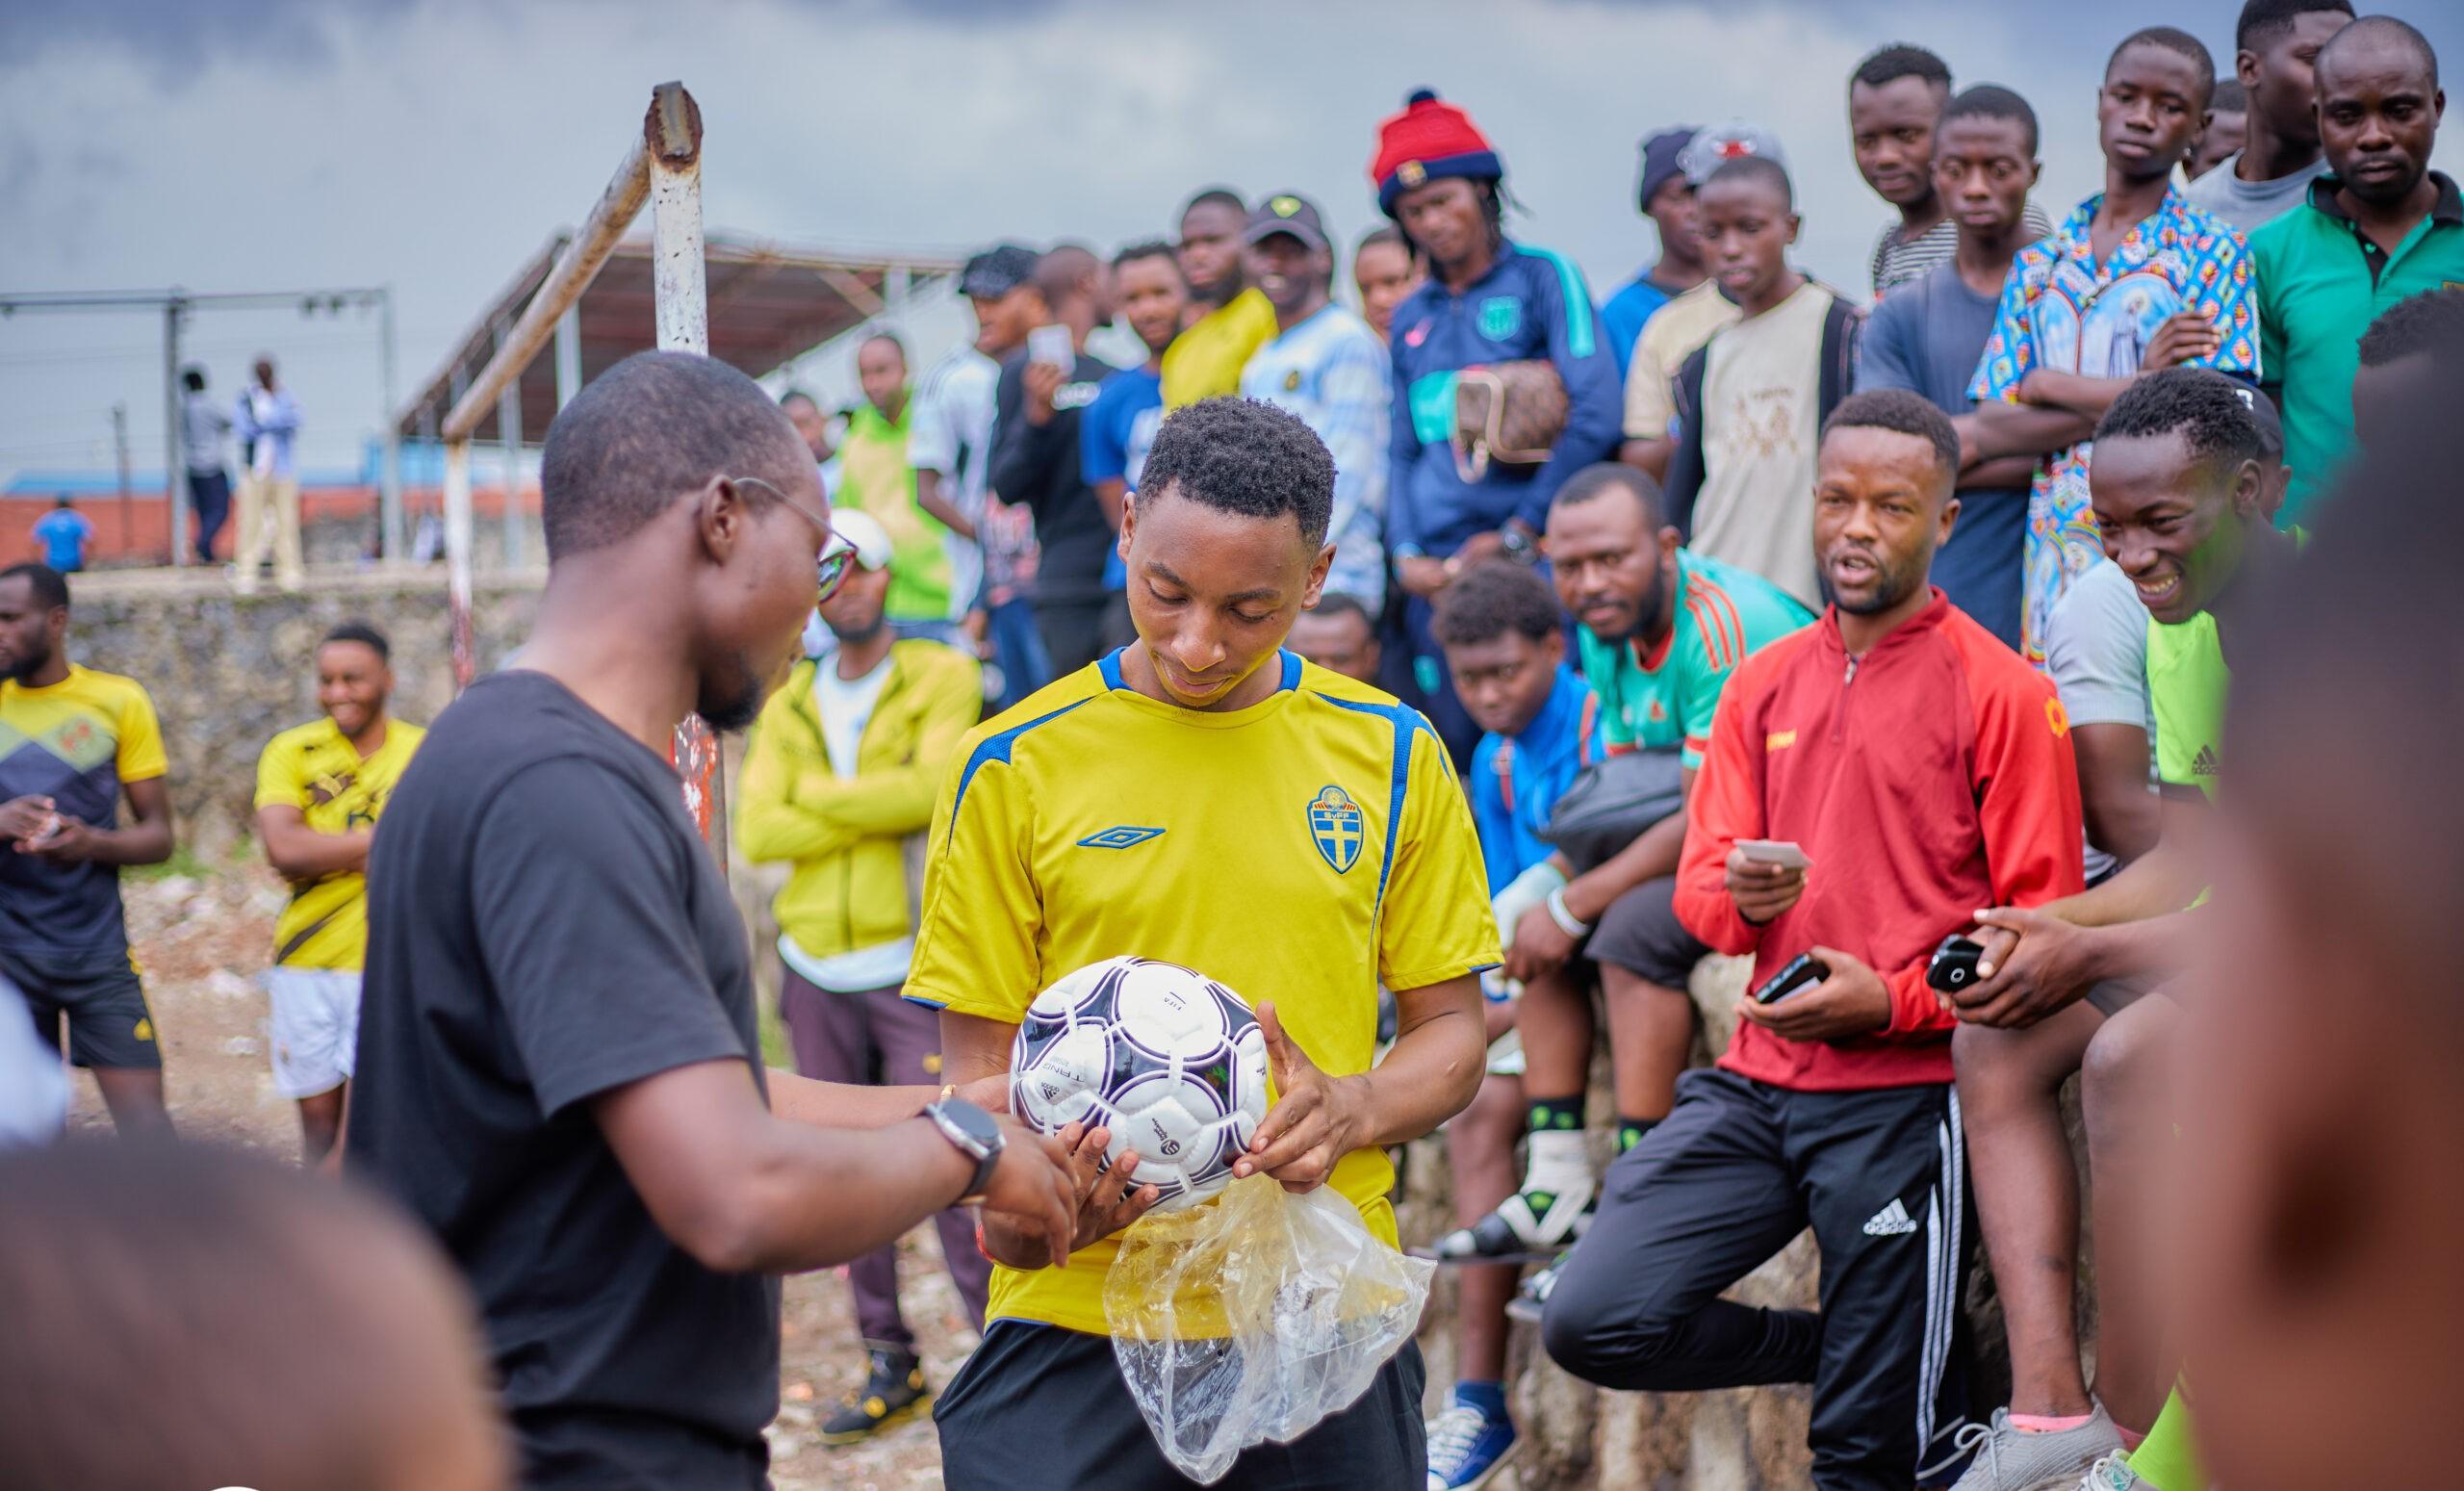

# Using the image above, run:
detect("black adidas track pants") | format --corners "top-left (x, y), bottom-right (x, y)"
top-left (1541, 1067), bottom-right (1975, 1491)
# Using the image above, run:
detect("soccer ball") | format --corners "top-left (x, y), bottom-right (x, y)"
top-left (1010, 956), bottom-right (1270, 1213)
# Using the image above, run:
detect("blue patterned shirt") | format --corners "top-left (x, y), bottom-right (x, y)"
top-left (1968, 189), bottom-right (2258, 664)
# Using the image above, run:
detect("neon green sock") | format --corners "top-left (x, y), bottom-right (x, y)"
top-left (2123, 1388), bottom-right (2206, 1491)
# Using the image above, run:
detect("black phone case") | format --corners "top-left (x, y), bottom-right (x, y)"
top-left (1752, 952), bottom-right (1831, 1005)
top-left (1927, 935), bottom-right (1986, 993)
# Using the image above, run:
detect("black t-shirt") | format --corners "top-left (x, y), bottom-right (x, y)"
top-left (346, 669), bottom-right (777, 1488)
top-left (990, 346), bottom-right (1118, 604)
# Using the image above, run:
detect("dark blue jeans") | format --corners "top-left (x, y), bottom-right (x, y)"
top-left (189, 468), bottom-right (232, 561)
top-left (987, 595), bottom-right (1051, 712)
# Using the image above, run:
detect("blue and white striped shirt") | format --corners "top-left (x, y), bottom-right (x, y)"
top-left (1239, 302), bottom-right (1391, 609)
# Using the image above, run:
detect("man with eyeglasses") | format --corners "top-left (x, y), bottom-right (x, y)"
top-left (736, 509), bottom-right (990, 1443)
top-left (344, 352), bottom-right (1128, 1490)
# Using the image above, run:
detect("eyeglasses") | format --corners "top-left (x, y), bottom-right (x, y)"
top-left (725, 475), bottom-right (856, 605)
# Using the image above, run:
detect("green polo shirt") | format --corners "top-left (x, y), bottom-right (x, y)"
top-left (2252, 170), bottom-right (2464, 527)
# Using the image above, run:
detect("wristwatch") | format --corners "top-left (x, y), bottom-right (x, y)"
top-left (924, 1095), bottom-right (1005, 1206)
top-left (1498, 526), bottom-right (1538, 565)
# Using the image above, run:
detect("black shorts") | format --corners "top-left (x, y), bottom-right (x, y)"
top-left (1584, 874), bottom-right (1711, 989)
top-left (2084, 977), bottom-right (2156, 1016)
top-left (937, 1319), bottom-right (1426, 1491)
top-left (0, 942), bottom-right (161, 1070)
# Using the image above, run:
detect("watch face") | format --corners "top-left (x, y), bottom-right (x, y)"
top-left (937, 1097), bottom-right (1003, 1151)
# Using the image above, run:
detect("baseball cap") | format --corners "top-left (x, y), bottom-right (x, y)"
top-left (1678, 122), bottom-right (1788, 186)
top-left (827, 508), bottom-right (893, 572)
top-left (2229, 379), bottom-right (2286, 459)
top-left (1637, 127), bottom-right (1698, 211)
top-left (959, 244), bottom-right (1040, 299)
top-left (1244, 193), bottom-right (1331, 252)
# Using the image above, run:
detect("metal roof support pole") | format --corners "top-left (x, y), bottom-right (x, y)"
top-left (644, 83), bottom-right (725, 864)
top-left (445, 438), bottom-right (475, 687)
top-left (553, 305), bottom-right (581, 413)
top-left (495, 315), bottom-right (524, 568)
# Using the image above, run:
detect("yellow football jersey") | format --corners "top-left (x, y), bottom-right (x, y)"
top-left (253, 716), bottom-right (426, 969)
top-left (906, 650), bottom-right (1499, 1336)
top-left (1159, 288), bottom-right (1279, 409)
top-left (0, 663), bottom-right (167, 956)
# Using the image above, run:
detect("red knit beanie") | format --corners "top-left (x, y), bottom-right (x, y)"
top-left (1369, 89), bottom-right (1503, 218)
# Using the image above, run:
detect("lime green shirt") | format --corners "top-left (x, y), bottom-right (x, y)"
top-left (2252, 171), bottom-right (2464, 527)
top-left (836, 398), bottom-right (955, 622)
top-left (2145, 611), bottom-right (2226, 803)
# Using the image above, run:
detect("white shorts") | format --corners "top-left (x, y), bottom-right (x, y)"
top-left (267, 967), bottom-right (361, 1098)
top-left (0, 970), bottom-right (67, 1148)
top-left (1485, 1027), bottom-right (1526, 1078)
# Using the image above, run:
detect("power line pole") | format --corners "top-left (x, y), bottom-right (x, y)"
top-left (0, 285), bottom-right (397, 566)
top-left (164, 295), bottom-right (186, 564)
top-left (111, 401), bottom-right (132, 562)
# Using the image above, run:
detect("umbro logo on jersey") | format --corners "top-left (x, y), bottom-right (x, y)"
top-left (2192, 745), bottom-right (2220, 777)
top-left (1077, 826), bottom-right (1166, 850)
top-left (1862, 1198), bottom-right (1919, 1237)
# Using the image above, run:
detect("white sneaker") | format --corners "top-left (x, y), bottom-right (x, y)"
top-left (1432, 1182), bottom-right (1593, 1259)
top-left (2079, 1453), bottom-right (2150, 1490)
top-left (1947, 1405), bottom-right (2125, 1491)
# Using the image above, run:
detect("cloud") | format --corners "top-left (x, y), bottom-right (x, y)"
top-left (0, 0), bottom-right (416, 80)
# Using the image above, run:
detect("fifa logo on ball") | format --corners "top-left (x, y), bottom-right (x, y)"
top-left (1010, 956), bottom-right (1270, 1211)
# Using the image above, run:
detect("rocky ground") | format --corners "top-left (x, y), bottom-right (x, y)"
top-left (73, 860), bottom-right (972, 1491)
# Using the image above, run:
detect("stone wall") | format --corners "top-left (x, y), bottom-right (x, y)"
top-left (64, 566), bottom-right (544, 853)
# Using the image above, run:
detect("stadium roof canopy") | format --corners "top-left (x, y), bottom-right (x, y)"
top-left (394, 233), bottom-right (961, 444)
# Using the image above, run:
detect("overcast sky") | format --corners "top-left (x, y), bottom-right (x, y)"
top-left (4, 0), bottom-right (2458, 480)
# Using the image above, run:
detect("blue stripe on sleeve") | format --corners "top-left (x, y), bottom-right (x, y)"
top-left (1516, 245), bottom-right (1597, 361)
top-left (949, 698), bottom-right (1092, 830)
top-left (1321, 696), bottom-right (1441, 909)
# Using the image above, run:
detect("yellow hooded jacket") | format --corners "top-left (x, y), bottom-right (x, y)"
top-left (736, 640), bottom-right (983, 961)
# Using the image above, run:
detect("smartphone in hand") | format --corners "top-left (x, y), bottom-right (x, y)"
top-left (1735, 838), bottom-right (1810, 869)
top-left (1027, 324), bottom-right (1073, 370)
top-left (1752, 951), bottom-right (1831, 1005)
top-left (1926, 935), bottom-right (1986, 994)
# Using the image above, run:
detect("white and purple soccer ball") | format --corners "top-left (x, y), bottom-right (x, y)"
top-left (1009, 956), bottom-right (1270, 1213)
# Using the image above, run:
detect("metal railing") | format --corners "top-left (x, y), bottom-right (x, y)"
top-left (435, 82), bottom-right (728, 862)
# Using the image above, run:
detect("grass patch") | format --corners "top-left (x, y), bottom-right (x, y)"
top-left (758, 989), bottom-right (792, 1068)
top-left (127, 845), bottom-right (219, 883)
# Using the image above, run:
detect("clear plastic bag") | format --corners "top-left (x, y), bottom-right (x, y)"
top-left (1103, 1172), bottom-right (1435, 1484)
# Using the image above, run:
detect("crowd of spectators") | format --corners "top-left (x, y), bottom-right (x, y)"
top-left (7, 6), bottom-right (2462, 1489)
top-left (750, 8), bottom-right (2462, 1486)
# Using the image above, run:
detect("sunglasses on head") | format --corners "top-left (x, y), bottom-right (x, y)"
top-left (724, 475), bottom-right (856, 604)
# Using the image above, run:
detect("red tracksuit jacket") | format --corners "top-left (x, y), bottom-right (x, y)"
top-left (1676, 592), bottom-right (2085, 1091)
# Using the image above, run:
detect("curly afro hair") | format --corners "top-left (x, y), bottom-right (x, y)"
top-left (1432, 560), bottom-right (1564, 650)
top-left (1137, 397), bottom-right (1333, 547)
top-left (2359, 287), bottom-right (2464, 369)
top-left (1821, 388), bottom-right (1962, 481)
top-left (2095, 368), bottom-right (2265, 475)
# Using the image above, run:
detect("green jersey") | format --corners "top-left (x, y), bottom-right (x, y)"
top-left (1575, 550), bottom-right (1812, 769)
top-left (2251, 172), bottom-right (2464, 527)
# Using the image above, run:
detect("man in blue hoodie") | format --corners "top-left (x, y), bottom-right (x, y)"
top-left (1373, 90), bottom-right (1624, 758)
